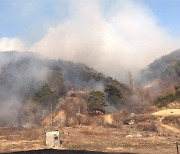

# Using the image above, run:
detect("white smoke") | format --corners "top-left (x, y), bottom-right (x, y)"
top-left (1, 0), bottom-right (180, 82)
top-left (0, 37), bottom-right (26, 51)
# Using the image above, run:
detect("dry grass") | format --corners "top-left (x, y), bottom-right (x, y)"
top-left (0, 125), bottom-right (178, 154)
top-left (0, 113), bottom-right (179, 154)
top-left (80, 127), bottom-right (107, 136)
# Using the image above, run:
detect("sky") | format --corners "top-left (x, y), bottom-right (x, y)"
top-left (0, 0), bottom-right (180, 81)
top-left (0, 0), bottom-right (180, 40)
top-left (139, 0), bottom-right (180, 36)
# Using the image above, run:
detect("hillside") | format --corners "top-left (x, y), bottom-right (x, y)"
top-left (0, 51), bottom-right (179, 154)
top-left (140, 49), bottom-right (180, 84)
top-left (0, 51), bottom-right (132, 127)
top-left (139, 49), bottom-right (180, 107)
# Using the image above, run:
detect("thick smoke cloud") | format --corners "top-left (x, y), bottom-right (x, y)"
top-left (31, 0), bottom-right (180, 81)
top-left (0, 37), bottom-right (25, 51)
top-left (1, 0), bottom-right (180, 82)
top-left (0, 52), bottom-right (50, 126)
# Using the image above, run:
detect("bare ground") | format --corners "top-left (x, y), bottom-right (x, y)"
top-left (0, 111), bottom-right (180, 154)
top-left (0, 125), bottom-right (179, 154)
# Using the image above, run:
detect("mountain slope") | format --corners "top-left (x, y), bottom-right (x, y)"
top-left (0, 51), bottom-right (132, 126)
top-left (140, 49), bottom-right (180, 84)
top-left (139, 49), bottom-right (180, 107)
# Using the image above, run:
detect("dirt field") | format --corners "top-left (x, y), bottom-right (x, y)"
top-left (0, 123), bottom-right (179, 154)
top-left (0, 109), bottom-right (180, 154)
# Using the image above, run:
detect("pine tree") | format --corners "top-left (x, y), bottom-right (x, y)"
top-left (87, 91), bottom-right (107, 113)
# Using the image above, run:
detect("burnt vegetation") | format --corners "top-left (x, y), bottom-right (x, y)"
top-left (139, 49), bottom-right (180, 108)
top-left (140, 49), bottom-right (180, 83)
top-left (0, 50), bottom-right (179, 154)
top-left (0, 50), bottom-right (179, 128)
top-left (0, 51), bottom-right (132, 127)
top-left (154, 84), bottom-right (180, 107)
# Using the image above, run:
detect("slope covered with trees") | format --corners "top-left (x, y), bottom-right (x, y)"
top-left (139, 49), bottom-right (180, 108)
top-left (140, 49), bottom-right (180, 84)
top-left (0, 51), bottom-right (132, 127)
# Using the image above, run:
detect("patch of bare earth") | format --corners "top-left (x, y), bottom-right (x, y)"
top-left (0, 125), bottom-right (179, 154)
top-left (0, 110), bottom-right (180, 154)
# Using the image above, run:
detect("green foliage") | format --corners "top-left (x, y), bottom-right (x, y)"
top-left (154, 84), bottom-right (180, 107)
top-left (33, 68), bottom-right (64, 106)
top-left (34, 84), bottom-right (58, 105)
top-left (175, 84), bottom-right (180, 98)
top-left (47, 68), bottom-right (64, 95)
top-left (0, 51), bottom-right (132, 126)
top-left (87, 91), bottom-right (107, 112)
top-left (105, 80), bottom-right (124, 105)
top-left (154, 94), bottom-right (176, 107)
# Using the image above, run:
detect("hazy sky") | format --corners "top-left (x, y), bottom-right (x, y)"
top-left (0, 0), bottom-right (179, 41)
top-left (0, 0), bottom-right (180, 81)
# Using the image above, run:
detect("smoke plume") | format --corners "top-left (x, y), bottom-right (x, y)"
top-left (0, 0), bottom-right (180, 82)
top-left (0, 37), bottom-right (25, 51)
top-left (0, 52), bottom-right (50, 126)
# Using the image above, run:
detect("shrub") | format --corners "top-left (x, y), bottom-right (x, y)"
top-left (87, 91), bottom-right (107, 113)
top-left (154, 94), bottom-right (176, 107)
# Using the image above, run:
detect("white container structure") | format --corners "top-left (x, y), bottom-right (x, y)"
top-left (46, 131), bottom-right (60, 147)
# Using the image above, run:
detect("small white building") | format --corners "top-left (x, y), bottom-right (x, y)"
top-left (46, 130), bottom-right (60, 147)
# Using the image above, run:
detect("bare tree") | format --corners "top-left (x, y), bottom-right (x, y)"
top-left (128, 71), bottom-right (134, 93)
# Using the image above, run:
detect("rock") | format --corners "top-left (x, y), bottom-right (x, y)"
top-left (126, 135), bottom-right (133, 138)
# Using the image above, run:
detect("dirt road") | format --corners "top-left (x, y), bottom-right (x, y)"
top-left (153, 109), bottom-right (180, 116)
top-left (153, 109), bottom-right (180, 133)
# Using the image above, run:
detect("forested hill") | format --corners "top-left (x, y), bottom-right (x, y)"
top-left (0, 51), bottom-right (132, 126)
top-left (0, 51), bottom-right (131, 94)
top-left (140, 49), bottom-right (180, 84)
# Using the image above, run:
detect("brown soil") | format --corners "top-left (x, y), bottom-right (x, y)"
top-left (0, 124), bottom-right (179, 154)
top-left (0, 109), bottom-right (180, 154)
